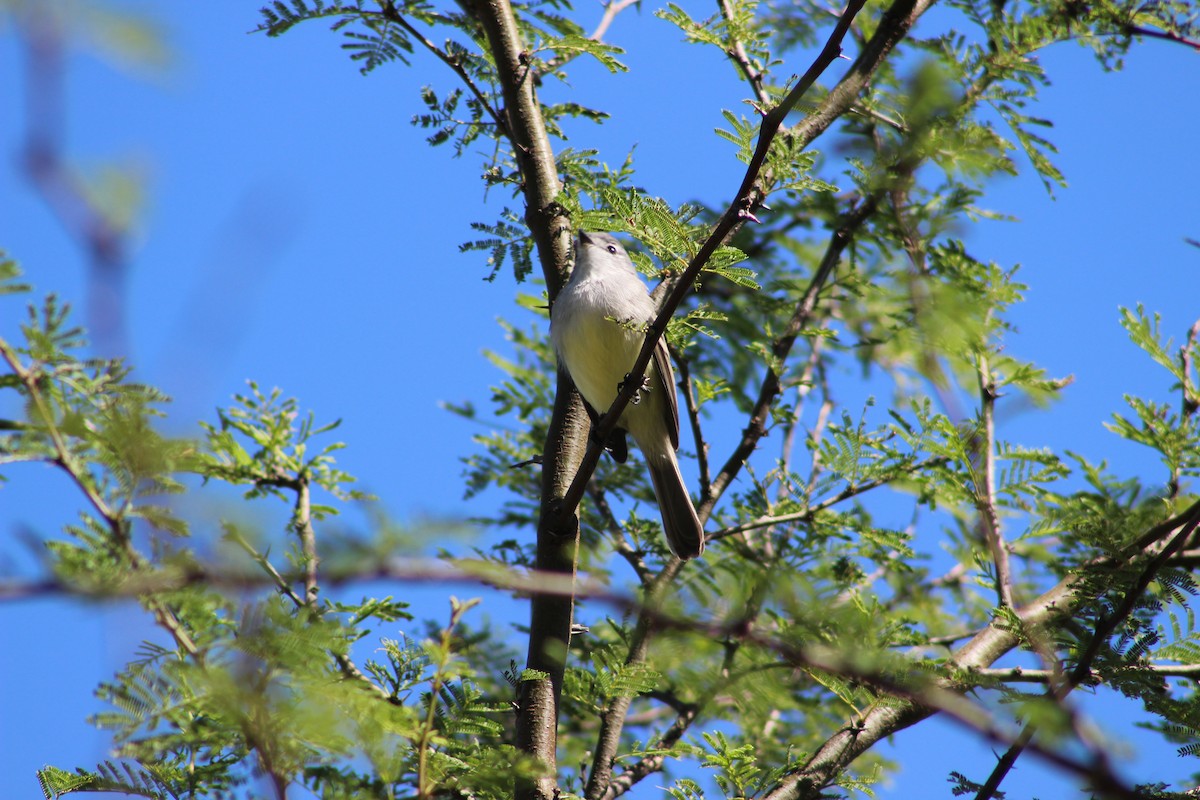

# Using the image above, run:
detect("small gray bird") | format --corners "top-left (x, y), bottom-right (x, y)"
top-left (551, 231), bottom-right (705, 559)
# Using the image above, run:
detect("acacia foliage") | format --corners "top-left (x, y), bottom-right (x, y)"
top-left (8, 1), bottom-right (1200, 799)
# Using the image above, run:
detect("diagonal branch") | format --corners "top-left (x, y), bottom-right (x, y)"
top-left (718, 0), bottom-right (770, 106)
top-left (377, 2), bottom-right (510, 140)
top-left (973, 508), bottom-right (1198, 799)
top-left (763, 498), bottom-right (1200, 800)
top-left (591, 0), bottom-right (640, 42)
top-left (559, 0), bottom-right (874, 532)
top-left (702, 194), bottom-right (878, 516)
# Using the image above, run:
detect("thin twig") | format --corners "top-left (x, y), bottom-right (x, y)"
top-left (802, 392), bottom-right (834, 503)
top-left (587, 483), bottom-right (654, 585)
top-left (228, 529), bottom-right (396, 703)
top-left (779, 339), bottom-right (827, 505)
top-left (591, 0), bottom-right (640, 41)
top-left (377, 2), bottom-right (510, 140)
top-left (295, 478), bottom-right (320, 607)
top-left (532, 0), bottom-right (640, 80)
top-left (1122, 23), bottom-right (1200, 50)
top-left (702, 194), bottom-right (879, 518)
top-left (708, 455), bottom-right (949, 542)
top-left (718, 0), bottom-right (770, 105)
top-left (1180, 318), bottom-right (1200, 419)
top-left (1, 337), bottom-right (200, 657)
top-left (974, 349), bottom-right (1015, 608)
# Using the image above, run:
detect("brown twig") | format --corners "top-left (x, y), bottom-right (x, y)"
top-left (708, 455), bottom-right (948, 543)
top-left (227, 529), bottom-right (396, 703)
top-left (1122, 22), bottom-right (1200, 50)
top-left (0, 337), bottom-right (200, 657)
top-left (974, 348), bottom-right (1015, 609)
top-left (376, 2), bottom-right (510, 139)
top-left (702, 194), bottom-right (879, 519)
top-left (1180, 319), bottom-right (1200, 419)
top-left (802, 391), bottom-right (835, 503)
top-left (718, 0), bottom-right (770, 106)
top-left (587, 483), bottom-right (655, 585)
top-left (778, 338), bottom-right (827, 506)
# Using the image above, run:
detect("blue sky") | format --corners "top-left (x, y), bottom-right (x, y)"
top-left (2, 2), bottom-right (1199, 798)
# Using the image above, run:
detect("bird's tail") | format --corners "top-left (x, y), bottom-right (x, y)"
top-left (646, 452), bottom-right (705, 559)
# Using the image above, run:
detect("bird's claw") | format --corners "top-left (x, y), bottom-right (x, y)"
top-left (619, 372), bottom-right (652, 405)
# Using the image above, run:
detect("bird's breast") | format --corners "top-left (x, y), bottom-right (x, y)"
top-left (555, 278), bottom-right (656, 403)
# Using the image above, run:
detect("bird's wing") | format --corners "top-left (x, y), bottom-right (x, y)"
top-left (652, 336), bottom-right (680, 450)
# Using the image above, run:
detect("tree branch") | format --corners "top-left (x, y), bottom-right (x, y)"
top-left (292, 476), bottom-right (320, 608)
top-left (703, 194), bottom-right (878, 515)
top-left (1, 336), bottom-right (200, 658)
top-left (974, 509), bottom-right (1199, 799)
top-left (708, 455), bottom-right (949, 542)
top-left (377, 2), bottom-right (510, 140)
top-left (590, 0), bottom-right (640, 42)
top-left (463, 1), bottom-right (586, 795)
top-left (557, 0), bottom-right (873, 533)
top-left (974, 349), bottom-right (1015, 609)
top-left (971, 664), bottom-right (1200, 682)
top-left (762, 498), bottom-right (1200, 800)
top-left (718, 0), bottom-right (770, 106)
top-left (583, 561), bottom-right (682, 800)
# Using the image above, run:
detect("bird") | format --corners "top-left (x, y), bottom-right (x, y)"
top-left (550, 230), bottom-right (705, 559)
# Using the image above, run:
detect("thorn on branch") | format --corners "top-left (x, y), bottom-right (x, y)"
top-left (510, 455), bottom-right (544, 469)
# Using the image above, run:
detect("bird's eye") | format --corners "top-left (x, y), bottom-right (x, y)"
top-left (607, 245), bottom-right (617, 254)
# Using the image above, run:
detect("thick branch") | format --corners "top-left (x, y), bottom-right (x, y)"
top-left (469, 0), bottom-right (573, 294)
top-left (972, 664), bottom-right (1200, 682)
top-left (975, 510), bottom-right (1199, 798)
top-left (465, 2), bottom-right (584, 796)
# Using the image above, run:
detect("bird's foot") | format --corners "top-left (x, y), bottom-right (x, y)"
top-left (619, 372), bottom-right (652, 405)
